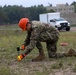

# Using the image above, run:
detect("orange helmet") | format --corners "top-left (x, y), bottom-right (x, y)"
top-left (18, 18), bottom-right (29, 31)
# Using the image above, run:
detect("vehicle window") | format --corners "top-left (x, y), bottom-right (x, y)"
top-left (55, 18), bottom-right (65, 21)
top-left (50, 20), bottom-right (55, 22)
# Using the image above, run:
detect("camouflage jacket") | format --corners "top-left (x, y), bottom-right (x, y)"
top-left (24, 21), bottom-right (59, 51)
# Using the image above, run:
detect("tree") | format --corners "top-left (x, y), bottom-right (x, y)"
top-left (71, 1), bottom-right (76, 12)
top-left (24, 5), bottom-right (46, 20)
top-left (0, 6), bottom-right (8, 24)
top-left (0, 4), bottom-right (55, 25)
top-left (65, 3), bottom-right (69, 6)
top-left (3, 5), bottom-right (26, 24)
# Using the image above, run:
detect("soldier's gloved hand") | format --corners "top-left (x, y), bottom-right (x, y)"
top-left (20, 44), bottom-right (25, 50)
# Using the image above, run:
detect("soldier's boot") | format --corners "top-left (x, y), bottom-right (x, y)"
top-left (32, 50), bottom-right (45, 61)
top-left (66, 48), bottom-right (76, 57)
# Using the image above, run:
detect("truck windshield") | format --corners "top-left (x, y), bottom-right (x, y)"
top-left (55, 18), bottom-right (65, 21)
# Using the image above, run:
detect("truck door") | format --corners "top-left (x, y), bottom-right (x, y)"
top-left (49, 19), bottom-right (56, 26)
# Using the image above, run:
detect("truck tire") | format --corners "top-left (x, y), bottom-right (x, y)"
top-left (66, 27), bottom-right (70, 31)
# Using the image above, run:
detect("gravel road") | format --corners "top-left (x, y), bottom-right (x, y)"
top-left (70, 27), bottom-right (76, 32)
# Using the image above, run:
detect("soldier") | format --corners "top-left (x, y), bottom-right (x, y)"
top-left (17, 18), bottom-right (76, 62)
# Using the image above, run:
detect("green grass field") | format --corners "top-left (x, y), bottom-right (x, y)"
top-left (0, 25), bottom-right (76, 75)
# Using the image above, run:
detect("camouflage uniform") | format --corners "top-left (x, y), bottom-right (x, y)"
top-left (24, 21), bottom-right (59, 61)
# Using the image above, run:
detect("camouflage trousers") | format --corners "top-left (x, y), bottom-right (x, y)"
top-left (48, 52), bottom-right (76, 58)
top-left (46, 41), bottom-right (76, 58)
top-left (46, 42), bottom-right (71, 58)
top-left (45, 30), bottom-right (60, 58)
top-left (46, 41), bottom-right (58, 58)
top-left (36, 41), bottom-right (76, 58)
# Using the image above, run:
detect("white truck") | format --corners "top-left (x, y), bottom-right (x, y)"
top-left (39, 12), bottom-right (70, 31)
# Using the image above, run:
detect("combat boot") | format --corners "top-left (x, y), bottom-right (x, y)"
top-left (66, 48), bottom-right (76, 56)
top-left (32, 54), bottom-right (45, 62)
top-left (32, 50), bottom-right (45, 61)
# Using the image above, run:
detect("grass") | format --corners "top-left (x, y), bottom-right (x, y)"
top-left (73, 64), bottom-right (76, 72)
top-left (0, 24), bottom-right (20, 30)
top-left (0, 25), bottom-right (76, 75)
top-left (0, 66), bottom-right (17, 75)
top-left (71, 24), bottom-right (76, 27)
top-left (51, 62), bottom-right (63, 69)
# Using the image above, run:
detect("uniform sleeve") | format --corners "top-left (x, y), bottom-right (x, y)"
top-left (24, 27), bottom-right (44, 55)
top-left (27, 27), bottom-right (42, 49)
top-left (24, 32), bottom-right (31, 46)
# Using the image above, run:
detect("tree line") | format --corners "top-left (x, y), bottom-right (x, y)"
top-left (0, 1), bottom-right (76, 25)
top-left (0, 5), bottom-right (54, 25)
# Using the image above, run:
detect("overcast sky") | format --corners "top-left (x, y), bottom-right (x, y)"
top-left (0, 0), bottom-right (76, 7)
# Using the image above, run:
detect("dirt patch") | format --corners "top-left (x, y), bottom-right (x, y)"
top-left (7, 59), bottom-right (76, 75)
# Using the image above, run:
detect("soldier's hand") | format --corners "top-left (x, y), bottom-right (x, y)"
top-left (21, 44), bottom-right (25, 50)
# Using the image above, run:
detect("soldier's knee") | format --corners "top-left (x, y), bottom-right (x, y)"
top-left (48, 52), bottom-right (57, 58)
